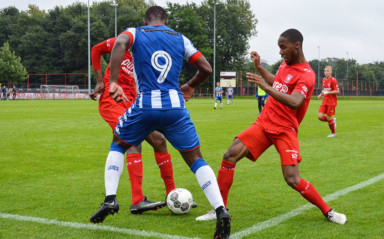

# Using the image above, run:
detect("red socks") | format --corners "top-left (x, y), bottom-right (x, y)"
top-left (217, 160), bottom-right (236, 208)
top-left (294, 178), bottom-right (331, 214)
top-left (155, 152), bottom-right (175, 195)
top-left (328, 119), bottom-right (336, 133)
top-left (126, 153), bottom-right (144, 205)
top-left (319, 116), bottom-right (327, 122)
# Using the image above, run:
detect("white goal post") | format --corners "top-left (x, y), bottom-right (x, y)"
top-left (40, 85), bottom-right (80, 94)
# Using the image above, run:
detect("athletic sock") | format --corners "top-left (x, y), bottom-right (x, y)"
top-left (104, 194), bottom-right (116, 203)
top-left (190, 159), bottom-right (224, 209)
top-left (105, 144), bottom-right (125, 196)
top-left (227, 99), bottom-right (229, 104)
top-left (126, 153), bottom-right (145, 205)
top-left (217, 160), bottom-right (236, 208)
top-left (328, 119), bottom-right (336, 133)
top-left (214, 102), bottom-right (217, 108)
top-left (220, 102), bottom-right (223, 108)
top-left (294, 178), bottom-right (331, 214)
top-left (154, 152), bottom-right (176, 195)
top-left (319, 116), bottom-right (328, 122)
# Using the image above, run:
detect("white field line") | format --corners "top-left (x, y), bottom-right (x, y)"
top-left (1, 173), bottom-right (383, 239)
top-left (0, 213), bottom-right (199, 239)
top-left (231, 172), bottom-right (384, 239)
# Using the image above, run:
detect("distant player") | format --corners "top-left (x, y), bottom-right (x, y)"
top-left (96, 6), bottom-right (230, 238)
top-left (226, 85), bottom-right (234, 105)
top-left (318, 66), bottom-right (339, 137)
top-left (196, 29), bottom-right (346, 225)
top-left (90, 36), bottom-right (177, 223)
top-left (255, 85), bottom-right (268, 114)
top-left (214, 82), bottom-right (224, 109)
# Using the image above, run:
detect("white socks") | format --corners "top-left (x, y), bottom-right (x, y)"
top-left (104, 151), bottom-right (124, 196)
top-left (195, 165), bottom-right (224, 209)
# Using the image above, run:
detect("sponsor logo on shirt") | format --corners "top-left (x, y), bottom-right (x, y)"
top-left (304, 68), bottom-right (311, 72)
top-left (121, 59), bottom-right (134, 77)
top-left (273, 81), bottom-right (288, 94)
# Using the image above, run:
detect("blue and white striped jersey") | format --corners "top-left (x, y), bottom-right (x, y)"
top-left (123, 25), bottom-right (201, 110)
top-left (215, 86), bottom-right (223, 97)
top-left (227, 87), bottom-right (233, 96)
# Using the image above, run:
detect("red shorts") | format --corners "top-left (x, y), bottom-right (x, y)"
top-left (237, 122), bottom-right (302, 165)
top-left (99, 92), bottom-right (133, 130)
top-left (319, 105), bottom-right (336, 116)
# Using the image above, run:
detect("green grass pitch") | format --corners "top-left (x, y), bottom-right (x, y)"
top-left (0, 98), bottom-right (383, 238)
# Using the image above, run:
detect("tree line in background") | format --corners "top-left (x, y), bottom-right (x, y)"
top-left (0, 0), bottom-right (383, 91)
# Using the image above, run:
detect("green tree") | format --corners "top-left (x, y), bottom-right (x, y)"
top-left (0, 42), bottom-right (27, 84)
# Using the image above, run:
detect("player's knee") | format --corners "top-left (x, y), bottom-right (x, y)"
top-left (223, 151), bottom-right (237, 164)
top-left (151, 134), bottom-right (167, 152)
top-left (284, 175), bottom-right (300, 188)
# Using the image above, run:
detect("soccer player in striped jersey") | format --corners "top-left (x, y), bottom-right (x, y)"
top-left (226, 85), bottom-right (234, 105)
top-left (104, 6), bottom-right (230, 238)
top-left (90, 37), bottom-right (177, 222)
top-left (318, 66), bottom-right (339, 137)
top-left (214, 82), bottom-right (224, 109)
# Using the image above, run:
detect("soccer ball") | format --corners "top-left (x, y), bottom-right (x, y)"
top-left (166, 188), bottom-right (193, 214)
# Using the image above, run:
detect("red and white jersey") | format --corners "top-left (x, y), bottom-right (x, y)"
top-left (91, 37), bottom-right (137, 101)
top-left (257, 61), bottom-right (315, 133)
top-left (322, 76), bottom-right (338, 106)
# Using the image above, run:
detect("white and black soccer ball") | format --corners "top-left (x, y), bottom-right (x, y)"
top-left (166, 188), bottom-right (193, 214)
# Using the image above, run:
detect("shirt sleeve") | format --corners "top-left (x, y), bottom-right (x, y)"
top-left (332, 78), bottom-right (339, 90)
top-left (91, 37), bottom-right (116, 71)
top-left (182, 35), bottom-right (203, 64)
top-left (293, 75), bottom-right (313, 98)
top-left (120, 27), bottom-right (135, 50)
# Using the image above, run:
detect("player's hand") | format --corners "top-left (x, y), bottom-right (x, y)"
top-left (109, 82), bottom-right (129, 103)
top-left (318, 91), bottom-right (325, 99)
top-left (180, 84), bottom-right (195, 102)
top-left (89, 81), bottom-right (104, 100)
top-left (246, 72), bottom-right (267, 90)
top-left (250, 51), bottom-right (261, 69)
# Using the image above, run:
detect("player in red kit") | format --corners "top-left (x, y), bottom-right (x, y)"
top-left (196, 29), bottom-right (346, 225)
top-left (318, 66), bottom-right (339, 137)
top-left (89, 37), bottom-right (178, 223)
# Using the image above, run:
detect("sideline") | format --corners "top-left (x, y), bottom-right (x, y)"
top-left (231, 172), bottom-right (384, 239)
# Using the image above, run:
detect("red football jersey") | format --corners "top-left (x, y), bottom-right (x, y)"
top-left (257, 61), bottom-right (315, 133)
top-left (91, 37), bottom-right (137, 101)
top-left (321, 76), bottom-right (338, 106)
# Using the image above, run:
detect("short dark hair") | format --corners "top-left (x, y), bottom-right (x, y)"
top-left (145, 6), bottom-right (167, 22)
top-left (280, 29), bottom-right (303, 45)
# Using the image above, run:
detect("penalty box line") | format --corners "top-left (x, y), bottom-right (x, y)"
top-left (231, 172), bottom-right (384, 239)
top-left (0, 212), bottom-right (199, 239)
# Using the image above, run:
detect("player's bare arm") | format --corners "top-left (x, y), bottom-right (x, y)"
top-left (109, 34), bottom-right (130, 102)
top-left (90, 70), bottom-right (104, 100)
top-left (181, 56), bottom-right (212, 101)
top-left (247, 72), bottom-right (305, 110)
top-left (250, 51), bottom-right (275, 85)
top-left (318, 88), bottom-right (340, 99)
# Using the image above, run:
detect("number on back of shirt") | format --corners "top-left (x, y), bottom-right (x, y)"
top-left (151, 51), bottom-right (172, 83)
